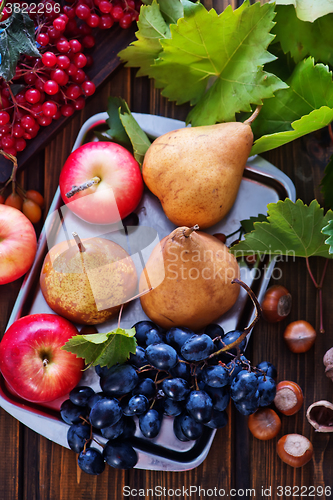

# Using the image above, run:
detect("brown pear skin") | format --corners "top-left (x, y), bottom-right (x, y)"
top-left (40, 237), bottom-right (137, 325)
top-left (142, 120), bottom-right (254, 229)
top-left (139, 226), bottom-right (240, 331)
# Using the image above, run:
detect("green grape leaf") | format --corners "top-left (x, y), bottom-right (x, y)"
top-left (149, 1), bottom-right (287, 125)
top-left (321, 156), bottom-right (333, 210)
top-left (230, 199), bottom-right (333, 259)
top-left (0, 12), bottom-right (40, 81)
top-left (118, 1), bottom-right (171, 78)
top-left (275, 0), bottom-right (333, 22)
top-left (272, 5), bottom-right (333, 66)
top-left (240, 214), bottom-right (267, 234)
top-left (322, 220), bottom-right (333, 254)
top-left (251, 107), bottom-right (333, 156)
top-left (119, 103), bottom-right (151, 166)
top-left (62, 328), bottom-right (137, 368)
top-left (251, 58), bottom-right (333, 139)
top-left (105, 96), bottom-right (132, 149)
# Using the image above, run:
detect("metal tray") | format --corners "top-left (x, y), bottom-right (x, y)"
top-left (0, 113), bottom-right (296, 471)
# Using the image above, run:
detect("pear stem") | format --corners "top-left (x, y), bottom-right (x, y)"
top-left (183, 224), bottom-right (199, 237)
top-left (72, 232), bottom-right (86, 252)
top-left (66, 176), bottom-right (100, 199)
top-left (244, 105), bottom-right (262, 126)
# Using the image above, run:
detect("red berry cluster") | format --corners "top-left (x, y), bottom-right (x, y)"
top-left (0, 0), bottom-right (141, 157)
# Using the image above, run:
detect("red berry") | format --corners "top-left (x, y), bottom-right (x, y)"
top-left (71, 69), bottom-right (86, 84)
top-left (60, 104), bottom-right (75, 117)
top-left (44, 80), bottom-right (59, 95)
top-left (36, 33), bottom-right (50, 46)
top-left (112, 5), bottom-right (124, 20)
top-left (75, 4), bottom-right (90, 19)
top-left (24, 72), bottom-right (37, 85)
top-left (21, 115), bottom-right (36, 129)
top-left (119, 13), bottom-right (132, 29)
top-left (85, 54), bottom-right (94, 67)
top-left (66, 84), bottom-right (82, 100)
top-left (37, 114), bottom-right (53, 127)
top-left (57, 55), bottom-right (71, 69)
top-left (1, 134), bottom-right (15, 149)
top-left (73, 53), bottom-right (87, 69)
top-left (81, 80), bottom-right (96, 97)
top-left (81, 35), bottom-right (95, 48)
top-left (0, 124), bottom-right (10, 135)
top-left (26, 123), bottom-right (40, 138)
top-left (52, 109), bottom-right (62, 120)
top-left (47, 26), bottom-right (62, 40)
top-left (66, 63), bottom-right (78, 76)
top-left (99, 14), bottom-right (114, 29)
top-left (30, 104), bottom-right (43, 117)
top-left (87, 13), bottom-right (99, 27)
top-left (15, 137), bottom-right (27, 152)
top-left (65, 19), bottom-right (79, 36)
top-left (0, 111), bottom-right (10, 126)
top-left (69, 39), bottom-right (82, 53)
top-left (2, 147), bottom-right (17, 157)
top-left (53, 17), bottom-right (67, 31)
top-left (99, 0), bottom-right (112, 13)
top-left (0, 7), bottom-right (11, 21)
top-left (63, 6), bottom-right (76, 19)
top-left (25, 89), bottom-right (41, 104)
top-left (12, 123), bottom-right (24, 138)
top-left (51, 69), bottom-right (69, 86)
top-left (78, 23), bottom-right (92, 36)
top-left (74, 97), bottom-right (85, 110)
top-left (42, 101), bottom-right (58, 117)
top-left (35, 78), bottom-right (45, 92)
top-left (0, 95), bottom-right (10, 109)
top-left (42, 51), bottom-right (57, 67)
top-left (57, 39), bottom-right (71, 53)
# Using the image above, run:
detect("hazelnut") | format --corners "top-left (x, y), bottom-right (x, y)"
top-left (306, 400), bottom-right (333, 432)
top-left (274, 380), bottom-right (303, 416)
top-left (248, 408), bottom-right (281, 440)
top-left (277, 434), bottom-right (313, 467)
top-left (323, 348), bottom-right (333, 381)
top-left (261, 285), bottom-right (292, 323)
top-left (283, 320), bottom-right (316, 353)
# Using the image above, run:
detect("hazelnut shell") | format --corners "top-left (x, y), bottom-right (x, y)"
top-left (306, 400), bottom-right (333, 432)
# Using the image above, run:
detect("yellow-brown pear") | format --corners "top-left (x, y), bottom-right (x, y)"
top-left (40, 235), bottom-right (137, 325)
top-left (139, 226), bottom-right (240, 331)
top-left (142, 117), bottom-right (256, 229)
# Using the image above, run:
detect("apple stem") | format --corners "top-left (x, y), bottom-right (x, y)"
top-left (183, 224), bottom-right (199, 237)
top-left (72, 232), bottom-right (86, 252)
top-left (65, 176), bottom-right (101, 199)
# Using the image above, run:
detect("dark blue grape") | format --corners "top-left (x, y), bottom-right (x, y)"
top-left (139, 409), bottom-right (162, 438)
top-left (173, 415), bottom-right (190, 442)
top-left (146, 328), bottom-right (164, 346)
top-left (132, 320), bottom-right (159, 346)
top-left (257, 375), bottom-right (276, 406)
top-left (127, 394), bottom-right (149, 416)
top-left (162, 398), bottom-right (184, 417)
top-left (203, 385), bottom-right (230, 412)
top-left (230, 370), bottom-right (258, 402)
top-left (100, 364), bottom-right (139, 397)
top-left (103, 440), bottom-right (138, 469)
top-left (170, 356), bottom-right (191, 381)
top-left (161, 377), bottom-right (190, 401)
top-left (204, 323), bottom-right (224, 340)
top-left (166, 327), bottom-right (194, 352)
top-left (100, 418), bottom-right (124, 440)
top-left (234, 391), bottom-right (260, 415)
top-left (205, 409), bottom-right (228, 429)
top-left (69, 386), bottom-right (95, 407)
top-left (87, 392), bottom-right (104, 410)
top-left (179, 413), bottom-right (203, 440)
top-left (121, 416), bottom-right (137, 439)
top-left (185, 390), bottom-right (213, 423)
top-left (78, 448), bottom-right (105, 475)
top-left (227, 355), bottom-right (250, 380)
top-left (67, 423), bottom-right (91, 453)
top-left (129, 346), bottom-right (148, 368)
top-left (132, 378), bottom-right (156, 399)
top-left (201, 364), bottom-right (229, 388)
top-left (256, 361), bottom-right (277, 379)
top-left (221, 330), bottom-right (247, 357)
top-left (89, 397), bottom-right (122, 429)
top-left (181, 334), bottom-right (215, 362)
top-left (60, 399), bottom-right (85, 425)
top-left (95, 364), bottom-right (109, 378)
top-left (145, 343), bottom-right (178, 371)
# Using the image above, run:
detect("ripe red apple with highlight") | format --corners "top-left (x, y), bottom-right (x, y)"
top-left (59, 141), bottom-right (144, 224)
top-left (0, 314), bottom-right (84, 403)
top-left (0, 204), bottom-right (37, 285)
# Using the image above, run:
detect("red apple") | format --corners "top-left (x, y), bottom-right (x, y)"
top-left (0, 314), bottom-right (84, 403)
top-left (0, 204), bottom-right (37, 285)
top-left (59, 141), bottom-right (144, 224)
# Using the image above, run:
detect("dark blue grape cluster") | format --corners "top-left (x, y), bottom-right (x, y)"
top-left (60, 320), bottom-right (277, 474)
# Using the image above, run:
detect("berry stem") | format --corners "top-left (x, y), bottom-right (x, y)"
top-left (0, 0), bottom-right (7, 21)
top-left (65, 177), bottom-right (101, 198)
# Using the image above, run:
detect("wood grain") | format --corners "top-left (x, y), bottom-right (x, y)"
top-left (1, 0), bottom-right (333, 498)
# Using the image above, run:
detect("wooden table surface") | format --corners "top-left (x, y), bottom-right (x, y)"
top-left (1, 1), bottom-right (333, 499)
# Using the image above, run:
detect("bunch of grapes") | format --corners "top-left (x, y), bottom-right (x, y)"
top-left (0, 0), bottom-right (142, 157)
top-left (60, 320), bottom-right (277, 475)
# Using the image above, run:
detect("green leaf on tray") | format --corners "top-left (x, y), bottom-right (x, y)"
top-left (119, 104), bottom-right (151, 166)
top-left (149, 1), bottom-right (287, 125)
top-left (230, 199), bottom-right (333, 259)
top-left (322, 220), bottom-right (333, 254)
top-left (321, 156), bottom-right (333, 210)
top-left (272, 5), bottom-right (333, 67)
top-left (105, 96), bottom-right (132, 149)
top-left (62, 327), bottom-right (137, 368)
top-left (240, 214), bottom-right (267, 234)
top-left (275, 0), bottom-right (333, 22)
top-left (0, 12), bottom-right (40, 81)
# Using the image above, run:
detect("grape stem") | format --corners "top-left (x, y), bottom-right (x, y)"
top-left (209, 278), bottom-right (262, 359)
top-left (65, 177), bottom-right (101, 198)
top-left (305, 257), bottom-right (329, 334)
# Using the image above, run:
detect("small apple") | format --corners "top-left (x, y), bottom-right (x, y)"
top-left (0, 204), bottom-right (37, 285)
top-left (59, 141), bottom-right (144, 225)
top-left (0, 314), bottom-right (84, 403)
